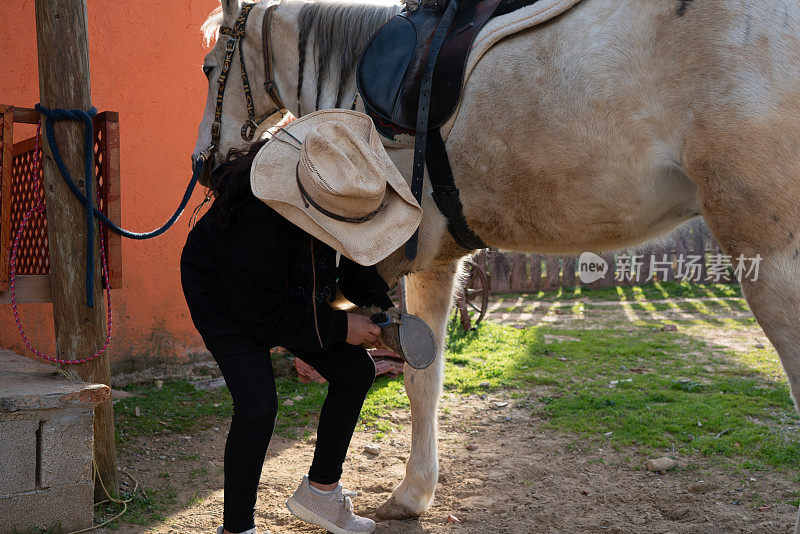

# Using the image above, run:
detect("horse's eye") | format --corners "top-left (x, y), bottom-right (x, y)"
top-left (202, 65), bottom-right (214, 79)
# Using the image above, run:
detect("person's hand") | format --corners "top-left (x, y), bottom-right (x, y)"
top-left (346, 313), bottom-right (381, 346)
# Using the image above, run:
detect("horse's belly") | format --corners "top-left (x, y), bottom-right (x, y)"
top-left (462, 160), bottom-right (700, 255)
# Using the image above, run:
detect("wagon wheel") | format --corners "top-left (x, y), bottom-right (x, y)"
top-left (455, 259), bottom-right (489, 330)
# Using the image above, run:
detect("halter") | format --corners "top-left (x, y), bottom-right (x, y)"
top-left (210, 2), bottom-right (286, 154)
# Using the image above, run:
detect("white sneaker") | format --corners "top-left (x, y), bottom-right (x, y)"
top-left (286, 476), bottom-right (376, 533)
top-left (216, 526), bottom-right (258, 534)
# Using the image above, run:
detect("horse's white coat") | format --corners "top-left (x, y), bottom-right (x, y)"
top-left (440, 0), bottom-right (583, 138)
top-left (194, 0), bottom-right (800, 527)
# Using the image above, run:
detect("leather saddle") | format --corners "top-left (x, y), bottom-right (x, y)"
top-left (357, 0), bottom-right (537, 139)
top-left (357, 0), bottom-right (540, 259)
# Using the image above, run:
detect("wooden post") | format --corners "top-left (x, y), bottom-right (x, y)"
top-left (491, 251), bottom-right (512, 293)
top-left (546, 258), bottom-right (560, 289)
top-left (34, 0), bottom-right (117, 501)
top-left (456, 294), bottom-right (471, 331)
top-left (692, 225), bottom-right (707, 282)
top-left (510, 253), bottom-right (527, 292)
top-left (675, 236), bottom-right (688, 282)
top-left (475, 249), bottom-right (487, 272)
top-left (599, 253), bottom-right (616, 287)
top-left (562, 257), bottom-right (576, 288)
top-left (0, 107), bottom-right (12, 292)
top-left (659, 244), bottom-right (675, 282)
top-left (529, 254), bottom-right (542, 291)
top-left (638, 250), bottom-right (652, 286)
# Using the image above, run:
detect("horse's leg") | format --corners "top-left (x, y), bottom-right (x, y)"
top-left (687, 126), bottom-right (800, 532)
top-left (376, 260), bottom-right (462, 519)
top-left (735, 248), bottom-right (800, 534)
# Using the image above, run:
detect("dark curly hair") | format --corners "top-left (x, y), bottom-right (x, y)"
top-left (206, 139), bottom-right (268, 229)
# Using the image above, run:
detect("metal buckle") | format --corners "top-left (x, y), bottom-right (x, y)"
top-left (198, 144), bottom-right (215, 163)
top-left (241, 119), bottom-right (257, 141)
top-left (211, 121), bottom-right (220, 139)
top-left (226, 38), bottom-right (237, 52)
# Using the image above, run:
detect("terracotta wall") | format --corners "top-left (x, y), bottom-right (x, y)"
top-left (0, 0), bottom-right (219, 365)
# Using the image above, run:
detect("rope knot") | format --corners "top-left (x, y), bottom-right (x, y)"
top-left (35, 104), bottom-right (97, 120)
top-left (34, 104), bottom-right (99, 307)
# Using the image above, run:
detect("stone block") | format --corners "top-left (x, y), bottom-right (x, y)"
top-left (0, 483), bottom-right (93, 533)
top-left (0, 349), bottom-right (107, 531)
top-left (0, 350), bottom-right (110, 412)
top-left (0, 418), bottom-right (37, 495)
top-left (40, 411), bottom-right (94, 488)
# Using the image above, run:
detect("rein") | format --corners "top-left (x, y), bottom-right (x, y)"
top-left (211, 2), bottom-right (286, 152)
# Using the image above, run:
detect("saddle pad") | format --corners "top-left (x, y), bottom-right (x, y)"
top-left (439, 0), bottom-right (583, 138)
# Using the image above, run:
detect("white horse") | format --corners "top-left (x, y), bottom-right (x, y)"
top-left (193, 0), bottom-right (800, 528)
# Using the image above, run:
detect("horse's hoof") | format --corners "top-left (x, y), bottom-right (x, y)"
top-left (375, 495), bottom-right (420, 520)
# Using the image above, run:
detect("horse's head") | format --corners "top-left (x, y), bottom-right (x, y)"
top-left (193, 0), bottom-right (287, 182)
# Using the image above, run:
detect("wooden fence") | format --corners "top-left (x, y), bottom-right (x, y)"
top-left (477, 220), bottom-right (739, 293)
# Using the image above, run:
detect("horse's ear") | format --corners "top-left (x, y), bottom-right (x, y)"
top-left (221, 0), bottom-right (244, 22)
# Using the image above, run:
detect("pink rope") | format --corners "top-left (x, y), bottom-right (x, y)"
top-left (9, 120), bottom-right (113, 364)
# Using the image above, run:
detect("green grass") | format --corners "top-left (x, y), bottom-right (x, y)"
top-left (493, 281), bottom-right (743, 305)
top-left (97, 483), bottom-right (178, 526)
top-left (115, 381), bottom-right (232, 445)
top-left (116, 377), bottom-right (409, 445)
top-left (443, 319), bottom-right (799, 469)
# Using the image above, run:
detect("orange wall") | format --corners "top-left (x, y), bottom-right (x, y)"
top-left (0, 0), bottom-right (219, 364)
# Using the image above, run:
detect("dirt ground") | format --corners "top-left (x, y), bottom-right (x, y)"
top-left (115, 396), bottom-right (798, 534)
top-left (115, 297), bottom-right (799, 534)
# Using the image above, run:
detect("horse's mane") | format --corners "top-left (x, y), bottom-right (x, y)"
top-left (297, 1), bottom-right (400, 113)
top-left (202, 6), bottom-right (225, 46)
top-left (201, 1), bottom-right (399, 112)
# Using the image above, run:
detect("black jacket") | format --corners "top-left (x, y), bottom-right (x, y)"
top-left (180, 194), bottom-right (393, 355)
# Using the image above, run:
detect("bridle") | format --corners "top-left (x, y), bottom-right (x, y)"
top-left (203, 2), bottom-right (286, 162)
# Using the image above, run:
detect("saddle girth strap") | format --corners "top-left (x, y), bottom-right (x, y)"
top-left (405, 0), bottom-right (460, 261)
top-left (426, 129), bottom-right (487, 251)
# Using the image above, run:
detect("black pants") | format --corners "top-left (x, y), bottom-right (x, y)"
top-left (214, 342), bottom-right (375, 533)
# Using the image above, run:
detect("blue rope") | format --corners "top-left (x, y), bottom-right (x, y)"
top-left (35, 104), bottom-right (205, 307)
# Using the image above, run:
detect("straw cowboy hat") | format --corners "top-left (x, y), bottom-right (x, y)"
top-left (251, 110), bottom-right (422, 266)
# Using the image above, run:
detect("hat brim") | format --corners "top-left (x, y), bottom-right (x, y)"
top-left (251, 110), bottom-right (423, 266)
